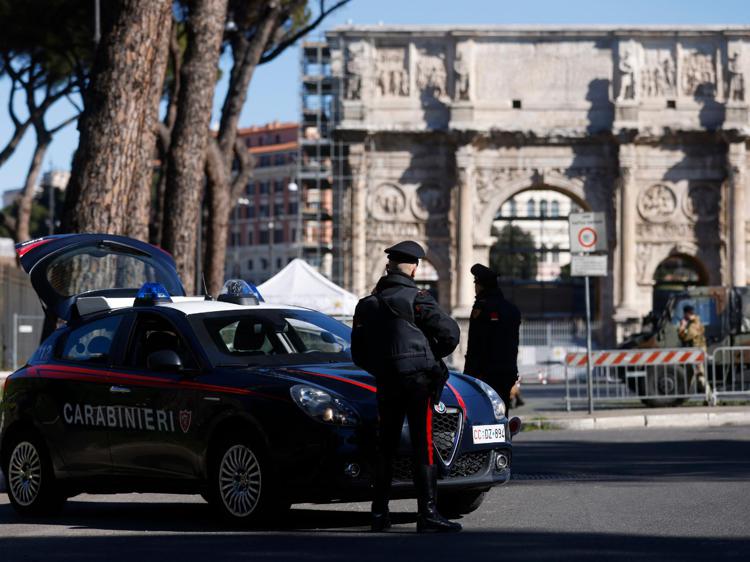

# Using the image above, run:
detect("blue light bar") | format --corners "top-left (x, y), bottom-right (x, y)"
top-left (134, 282), bottom-right (172, 306)
top-left (220, 279), bottom-right (264, 302)
top-left (217, 279), bottom-right (263, 306)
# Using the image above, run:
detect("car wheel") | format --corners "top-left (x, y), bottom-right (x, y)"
top-left (207, 436), bottom-right (285, 525)
top-left (5, 432), bottom-right (65, 516)
top-left (437, 490), bottom-right (487, 517)
top-left (642, 366), bottom-right (687, 407)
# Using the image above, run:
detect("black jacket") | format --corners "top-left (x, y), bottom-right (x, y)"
top-left (464, 288), bottom-right (521, 380)
top-left (351, 271), bottom-right (460, 380)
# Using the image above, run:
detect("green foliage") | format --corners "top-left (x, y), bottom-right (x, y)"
top-left (0, 0), bottom-right (100, 83)
top-left (490, 224), bottom-right (539, 281)
top-left (0, 186), bottom-right (64, 239)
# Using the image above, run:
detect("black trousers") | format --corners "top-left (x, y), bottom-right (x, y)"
top-left (372, 373), bottom-right (435, 512)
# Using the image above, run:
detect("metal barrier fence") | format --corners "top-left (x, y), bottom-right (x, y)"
top-left (565, 348), bottom-right (708, 411)
top-left (0, 264), bottom-right (44, 370)
top-left (11, 313), bottom-right (45, 370)
top-left (519, 319), bottom-right (602, 381)
top-left (711, 347), bottom-right (750, 402)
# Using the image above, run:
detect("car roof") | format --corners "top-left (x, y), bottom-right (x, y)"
top-left (76, 296), bottom-right (309, 317)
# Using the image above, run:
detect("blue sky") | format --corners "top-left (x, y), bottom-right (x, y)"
top-left (1, 0), bottom-right (749, 194)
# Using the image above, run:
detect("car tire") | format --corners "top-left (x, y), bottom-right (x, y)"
top-left (4, 431), bottom-right (65, 516)
top-left (642, 365), bottom-right (687, 407)
top-left (437, 490), bottom-right (487, 517)
top-left (207, 434), bottom-right (286, 525)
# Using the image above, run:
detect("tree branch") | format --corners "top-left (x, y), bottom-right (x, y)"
top-left (259, 0), bottom-right (350, 64)
top-left (230, 137), bottom-right (254, 200)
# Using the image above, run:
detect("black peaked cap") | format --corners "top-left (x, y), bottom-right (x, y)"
top-left (384, 240), bottom-right (426, 264)
top-left (471, 263), bottom-right (498, 287)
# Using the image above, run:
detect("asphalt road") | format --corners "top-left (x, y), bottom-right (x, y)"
top-left (1, 426), bottom-right (749, 562)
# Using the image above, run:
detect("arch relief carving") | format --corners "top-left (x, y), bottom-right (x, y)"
top-left (368, 183), bottom-right (407, 221)
top-left (637, 183), bottom-right (677, 223)
top-left (411, 183), bottom-right (450, 220)
top-left (683, 183), bottom-right (720, 223)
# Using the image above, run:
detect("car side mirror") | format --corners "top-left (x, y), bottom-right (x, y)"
top-left (147, 349), bottom-right (182, 371)
top-left (321, 331), bottom-right (336, 344)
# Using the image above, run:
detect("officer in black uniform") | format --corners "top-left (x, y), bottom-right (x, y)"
top-left (351, 240), bottom-right (462, 533)
top-left (464, 263), bottom-right (521, 413)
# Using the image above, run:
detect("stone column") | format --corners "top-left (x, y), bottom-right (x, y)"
top-left (618, 143), bottom-right (639, 314)
top-left (455, 148), bottom-right (475, 313)
top-left (728, 141), bottom-right (747, 286)
top-left (349, 143), bottom-right (368, 296)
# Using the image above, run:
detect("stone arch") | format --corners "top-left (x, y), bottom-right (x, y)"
top-left (474, 171), bottom-right (590, 246)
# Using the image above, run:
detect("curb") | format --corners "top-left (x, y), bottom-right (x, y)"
top-left (523, 409), bottom-right (750, 431)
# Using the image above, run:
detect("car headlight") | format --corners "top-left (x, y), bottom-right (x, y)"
top-left (290, 385), bottom-right (360, 426)
top-left (475, 379), bottom-right (506, 421)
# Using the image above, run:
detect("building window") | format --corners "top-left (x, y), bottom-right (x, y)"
top-left (551, 200), bottom-right (560, 217)
top-left (276, 257), bottom-right (282, 269)
top-left (274, 203), bottom-right (284, 217)
top-left (509, 199), bottom-right (517, 217)
top-left (540, 200), bottom-right (548, 217)
top-left (259, 155), bottom-right (271, 167)
top-left (248, 231), bottom-right (254, 245)
top-left (274, 154), bottom-right (285, 166)
top-left (261, 258), bottom-right (268, 270)
top-left (275, 134), bottom-right (281, 144)
top-left (527, 199), bottom-right (536, 217)
top-left (259, 231), bottom-right (269, 244)
top-left (288, 202), bottom-right (298, 215)
top-left (260, 182), bottom-right (269, 194)
top-left (551, 246), bottom-right (560, 263)
top-left (247, 259), bottom-right (254, 271)
top-left (259, 205), bottom-right (269, 217)
top-left (247, 205), bottom-right (255, 219)
top-left (274, 228), bottom-right (284, 243)
top-left (247, 182), bottom-right (256, 195)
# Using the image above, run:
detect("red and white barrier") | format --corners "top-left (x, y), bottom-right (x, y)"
top-left (565, 348), bottom-right (705, 368)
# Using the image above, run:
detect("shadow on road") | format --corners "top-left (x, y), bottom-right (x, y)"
top-left (1, 524), bottom-right (748, 562)
top-left (512, 438), bottom-right (750, 483)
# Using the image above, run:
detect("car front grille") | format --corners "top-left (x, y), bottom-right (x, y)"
top-left (448, 451), bottom-right (491, 478)
top-left (432, 409), bottom-right (462, 464)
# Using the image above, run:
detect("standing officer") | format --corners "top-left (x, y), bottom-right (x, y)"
top-left (351, 241), bottom-right (462, 533)
top-left (464, 263), bottom-right (521, 413)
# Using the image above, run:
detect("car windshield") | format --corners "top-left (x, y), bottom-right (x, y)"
top-left (194, 309), bottom-right (352, 366)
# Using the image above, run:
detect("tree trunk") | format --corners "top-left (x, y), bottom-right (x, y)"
top-left (205, 140), bottom-right (231, 295)
top-left (16, 133), bottom-right (51, 243)
top-left (201, 7), bottom-right (278, 293)
top-left (124, 17), bottom-right (172, 241)
top-left (162, 0), bottom-right (228, 294)
top-left (62, 0), bottom-right (172, 234)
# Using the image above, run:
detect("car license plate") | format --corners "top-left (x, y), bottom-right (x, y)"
top-left (472, 424), bottom-right (506, 444)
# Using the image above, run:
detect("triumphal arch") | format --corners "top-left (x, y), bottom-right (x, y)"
top-left (326, 26), bottom-right (750, 343)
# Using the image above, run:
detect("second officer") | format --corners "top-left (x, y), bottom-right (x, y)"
top-left (464, 263), bottom-right (522, 413)
top-left (351, 240), bottom-right (461, 533)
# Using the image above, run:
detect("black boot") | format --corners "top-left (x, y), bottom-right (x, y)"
top-left (371, 457), bottom-right (393, 532)
top-left (415, 465), bottom-right (462, 533)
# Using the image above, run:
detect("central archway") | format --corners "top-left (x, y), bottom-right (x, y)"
top-left (490, 188), bottom-right (588, 318)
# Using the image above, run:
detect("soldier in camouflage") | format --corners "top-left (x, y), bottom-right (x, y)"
top-left (678, 305), bottom-right (709, 392)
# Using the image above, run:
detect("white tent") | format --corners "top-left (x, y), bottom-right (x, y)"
top-left (257, 259), bottom-right (359, 317)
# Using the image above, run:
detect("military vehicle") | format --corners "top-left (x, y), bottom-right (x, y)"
top-left (619, 286), bottom-right (750, 406)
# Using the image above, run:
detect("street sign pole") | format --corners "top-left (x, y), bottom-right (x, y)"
top-left (585, 276), bottom-right (594, 414)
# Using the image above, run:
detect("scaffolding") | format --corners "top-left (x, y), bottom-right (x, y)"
top-left (297, 38), bottom-right (348, 285)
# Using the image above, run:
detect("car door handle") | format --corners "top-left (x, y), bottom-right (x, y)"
top-left (109, 385), bottom-right (131, 394)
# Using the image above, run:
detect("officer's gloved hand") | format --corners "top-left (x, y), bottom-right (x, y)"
top-left (431, 361), bottom-right (449, 404)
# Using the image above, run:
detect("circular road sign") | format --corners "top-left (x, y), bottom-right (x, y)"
top-left (577, 226), bottom-right (598, 249)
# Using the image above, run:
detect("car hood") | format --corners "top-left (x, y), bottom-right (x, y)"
top-left (274, 362), bottom-right (483, 413)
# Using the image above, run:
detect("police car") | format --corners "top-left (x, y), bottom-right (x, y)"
top-left (0, 234), bottom-right (521, 524)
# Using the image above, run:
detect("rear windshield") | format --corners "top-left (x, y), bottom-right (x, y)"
top-left (46, 245), bottom-right (184, 298)
top-left (192, 309), bottom-right (352, 366)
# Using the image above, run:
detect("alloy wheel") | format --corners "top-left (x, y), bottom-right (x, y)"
top-left (8, 441), bottom-right (42, 507)
top-left (218, 444), bottom-right (262, 517)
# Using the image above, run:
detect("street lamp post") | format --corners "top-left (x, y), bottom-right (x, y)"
top-left (267, 219), bottom-right (275, 280)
